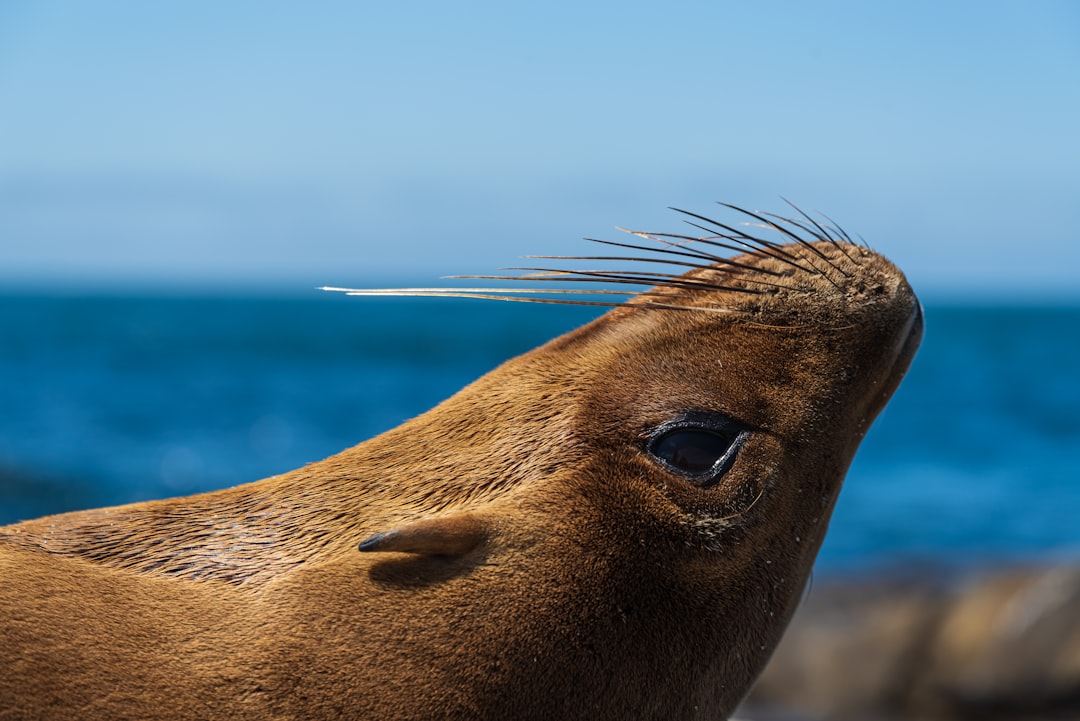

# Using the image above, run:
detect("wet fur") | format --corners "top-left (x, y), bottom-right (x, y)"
top-left (0, 207), bottom-right (923, 720)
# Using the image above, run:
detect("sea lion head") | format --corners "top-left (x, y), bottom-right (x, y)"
top-left (333, 205), bottom-right (922, 717)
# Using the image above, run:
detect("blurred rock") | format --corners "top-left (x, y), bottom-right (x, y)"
top-left (740, 564), bottom-right (1080, 721)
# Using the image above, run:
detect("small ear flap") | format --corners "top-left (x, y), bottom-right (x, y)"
top-left (358, 513), bottom-right (487, 558)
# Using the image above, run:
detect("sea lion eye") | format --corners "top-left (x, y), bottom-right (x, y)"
top-left (647, 415), bottom-right (748, 487)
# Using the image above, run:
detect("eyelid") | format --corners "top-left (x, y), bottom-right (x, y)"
top-left (646, 410), bottom-right (750, 444)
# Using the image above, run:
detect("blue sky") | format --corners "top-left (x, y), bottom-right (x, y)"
top-left (1, 1), bottom-right (1078, 298)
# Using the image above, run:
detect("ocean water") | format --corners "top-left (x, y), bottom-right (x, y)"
top-left (1, 294), bottom-right (1077, 574)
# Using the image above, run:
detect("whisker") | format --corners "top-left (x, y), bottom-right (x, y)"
top-left (722, 203), bottom-right (818, 249)
top-left (779, 198), bottom-right (862, 266)
top-left (584, 237), bottom-right (728, 265)
top-left (499, 268), bottom-right (765, 295)
top-left (710, 209), bottom-right (829, 272)
top-left (675, 208), bottom-right (809, 265)
top-left (515, 254), bottom-right (788, 288)
top-left (322, 286), bottom-right (741, 313)
top-left (633, 300), bottom-right (738, 315)
top-left (494, 268), bottom-right (806, 295)
top-left (326, 200), bottom-right (865, 315)
top-left (777, 198), bottom-right (836, 243)
top-left (719, 204), bottom-right (849, 284)
top-left (759, 212), bottom-right (853, 279)
top-left (613, 225), bottom-right (742, 266)
top-left (450, 274), bottom-right (661, 290)
top-left (672, 209), bottom-right (823, 277)
top-left (319, 286), bottom-right (636, 297)
top-left (720, 205), bottom-right (847, 292)
top-left (525, 249), bottom-right (773, 281)
top-left (323, 290), bottom-right (636, 308)
top-left (739, 225), bottom-right (845, 291)
top-left (670, 212), bottom-right (768, 255)
top-left (466, 272), bottom-right (661, 285)
top-left (817, 209), bottom-right (865, 249)
top-left (628, 231), bottom-right (787, 277)
top-left (523, 252), bottom-right (712, 271)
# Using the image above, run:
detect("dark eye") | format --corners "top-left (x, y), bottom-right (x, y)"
top-left (647, 415), bottom-right (748, 487)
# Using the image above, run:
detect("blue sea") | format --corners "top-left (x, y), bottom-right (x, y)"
top-left (1, 293), bottom-right (1077, 575)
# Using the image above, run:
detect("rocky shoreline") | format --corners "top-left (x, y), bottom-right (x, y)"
top-left (740, 563), bottom-right (1080, 721)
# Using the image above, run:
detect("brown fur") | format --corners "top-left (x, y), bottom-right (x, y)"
top-left (0, 225), bottom-right (922, 720)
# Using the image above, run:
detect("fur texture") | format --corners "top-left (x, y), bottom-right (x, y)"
top-left (0, 216), bottom-right (922, 720)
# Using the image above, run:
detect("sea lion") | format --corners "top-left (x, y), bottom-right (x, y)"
top-left (0, 204), bottom-right (922, 721)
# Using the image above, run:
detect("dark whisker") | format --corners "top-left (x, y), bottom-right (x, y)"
top-left (522, 254), bottom-right (713, 272)
top-left (761, 212), bottom-right (829, 245)
top-left (781, 198), bottom-right (864, 266)
top-left (616, 225), bottom-right (746, 267)
top-left (625, 230), bottom-right (787, 277)
top-left (452, 273), bottom-right (659, 290)
top-left (445, 297), bottom-right (635, 308)
top-left (525, 267), bottom-right (789, 287)
top-left (520, 253), bottom-right (795, 290)
top-left (673, 210), bottom-right (823, 278)
top-left (708, 212), bottom-right (830, 273)
top-left (583, 237), bottom-right (730, 265)
top-left (679, 218), bottom-right (775, 257)
top-left (628, 269), bottom-right (808, 295)
top-left (779, 198), bottom-right (862, 266)
top-left (523, 248), bottom-right (791, 285)
top-left (817, 209), bottom-right (863, 248)
top-left (759, 212), bottom-right (853, 279)
top-left (717, 204), bottom-right (847, 292)
top-left (674, 208), bottom-right (812, 264)
top-left (499, 268), bottom-right (765, 295)
top-left (720, 204), bottom-right (850, 283)
top-left (632, 300), bottom-right (739, 314)
top-left (669, 211), bottom-right (768, 255)
top-left (778, 198), bottom-right (836, 243)
top-left (453, 271), bottom-right (726, 294)
top-left (493, 268), bottom-right (807, 295)
top-left (719, 202), bottom-right (811, 247)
